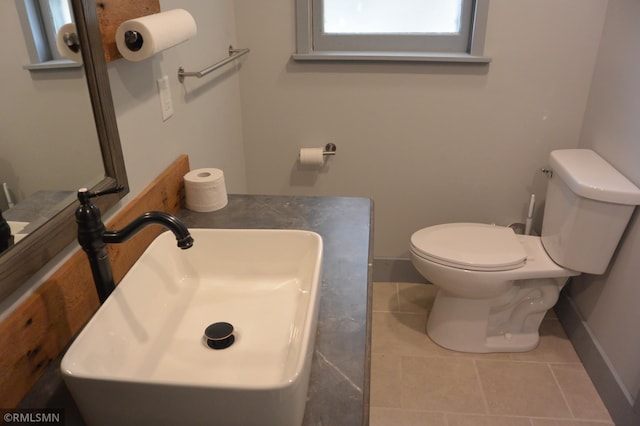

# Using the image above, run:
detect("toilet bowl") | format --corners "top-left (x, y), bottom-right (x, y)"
top-left (410, 224), bottom-right (578, 352)
top-left (409, 149), bottom-right (640, 353)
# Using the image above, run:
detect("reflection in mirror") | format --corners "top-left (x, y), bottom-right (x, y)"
top-left (1, 0), bottom-right (104, 244)
top-left (0, 0), bottom-right (128, 301)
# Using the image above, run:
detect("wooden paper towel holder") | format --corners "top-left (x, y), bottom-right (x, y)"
top-left (95, 0), bottom-right (160, 62)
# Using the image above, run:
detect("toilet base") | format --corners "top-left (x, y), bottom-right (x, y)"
top-left (427, 327), bottom-right (540, 353)
top-left (425, 281), bottom-right (565, 353)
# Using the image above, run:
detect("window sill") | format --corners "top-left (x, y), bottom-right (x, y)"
top-left (23, 59), bottom-right (83, 71)
top-left (292, 51), bottom-right (491, 64)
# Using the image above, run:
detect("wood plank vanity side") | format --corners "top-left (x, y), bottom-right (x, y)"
top-left (0, 155), bottom-right (189, 408)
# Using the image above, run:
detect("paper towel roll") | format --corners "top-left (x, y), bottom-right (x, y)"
top-left (116, 9), bottom-right (197, 62)
top-left (184, 168), bottom-right (228, 212)
top-left (299, 148), bottom-right (325, 167)
top-left (56, 23), bottom-right (82, 63)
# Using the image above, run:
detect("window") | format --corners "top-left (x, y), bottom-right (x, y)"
top-left (38, 0), bottom-right (74, 60)
top-left (19, 0), bottom-right (81, 69)
top-left (294, 0), bottom-right (490, 63)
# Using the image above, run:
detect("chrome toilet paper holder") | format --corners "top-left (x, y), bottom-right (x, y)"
top-left (323, 143), bottom-right (337, 156)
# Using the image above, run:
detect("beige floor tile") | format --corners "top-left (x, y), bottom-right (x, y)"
top-left (370, 353), bottom-right (402, 408)
top-left (373, 282), bottom-right (399, 312)
top-left (530, 420), bottom-right (614, 426)
top-left (370, 407), bottom-right (446, 426)
top-left (401, 356), bottom-right (486, 414)
top-left (509, 319), bottom-right (580, 363)
top-left (397, 283), bottom-right (437, 313)
top-left (371, 283), bottom-right (611, 426)
top-left (372, 311), bottom-right (435, 356)
top-left (550, 364), bottom-right (612, 421)
top-left (476, 360), bottom-right (572, 418)
top-left (446, 413), bottom-right (533, 426)
top-left (372, 311), bottom-right (479, 359)
top-left (372, 311), bottom-right (509, 360)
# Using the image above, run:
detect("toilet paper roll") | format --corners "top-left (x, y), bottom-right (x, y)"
top-left (116, 9), bottom-right (197, 62)
top-left (184, 168), bottom-right (228, 212)
top-left (299, 148), bottom-right (325, 167)
top-left (56, 23), bottom-right (82, 63)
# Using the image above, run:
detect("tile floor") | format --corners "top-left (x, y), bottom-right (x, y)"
top-left (370, 282), bottom-right (614, 426)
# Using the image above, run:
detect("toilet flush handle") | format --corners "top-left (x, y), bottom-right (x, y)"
top-left (540, 168), bottom-right (553, 179)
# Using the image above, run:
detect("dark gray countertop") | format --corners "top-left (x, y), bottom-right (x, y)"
top-left (20, 194), bottom-right (373, 425)
top-left (4, 190), bottom-right (74, 233)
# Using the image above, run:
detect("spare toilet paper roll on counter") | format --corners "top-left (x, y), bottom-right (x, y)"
top-left (56, 23), bottom-right (82, 63)
top-left (184, 168), bottom-right (228, 212)
top-left (116, 9), bottom-right (197, 62)
top-left (299, 148), bottom-right (326, 167)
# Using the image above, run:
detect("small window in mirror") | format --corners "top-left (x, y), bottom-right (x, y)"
top-left (19, 0), bottom-right (82, 70)
top-left (39, 0), bottom-right (74, 60)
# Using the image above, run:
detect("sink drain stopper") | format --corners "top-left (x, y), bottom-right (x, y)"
top-left (204, 322), bottom-right (235, 349)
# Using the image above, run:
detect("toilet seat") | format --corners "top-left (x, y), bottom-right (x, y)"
top-left (410, 223), bottom-right (527, 272)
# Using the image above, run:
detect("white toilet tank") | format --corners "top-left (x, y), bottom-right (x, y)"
top-left (541, 149), bottom-right (640, 274)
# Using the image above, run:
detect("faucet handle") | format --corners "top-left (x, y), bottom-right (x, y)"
top-left (78, 185), bottom-right (125, 204)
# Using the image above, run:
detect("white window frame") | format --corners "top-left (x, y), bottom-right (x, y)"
top-left (294, 0), bottom-right (491, 63)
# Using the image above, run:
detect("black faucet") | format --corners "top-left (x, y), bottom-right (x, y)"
top-left (76, 186), bottom-right (194, 303)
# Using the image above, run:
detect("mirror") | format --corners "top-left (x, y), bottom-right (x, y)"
top-left (1, 1), bottom-right (104, 241)
top-left (0, 0), bottom-right (128, 302)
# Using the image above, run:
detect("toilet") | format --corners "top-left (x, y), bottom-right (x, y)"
top-left (409, 149), bottom-right (640, 353)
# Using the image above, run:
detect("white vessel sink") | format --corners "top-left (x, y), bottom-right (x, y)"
top-left (62, 228), bottom-right (323, 426)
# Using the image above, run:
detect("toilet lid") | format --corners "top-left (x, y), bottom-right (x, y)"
top-left (410, 223), bottom-right (527, 271)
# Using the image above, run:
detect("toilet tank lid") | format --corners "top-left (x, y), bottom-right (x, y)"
top-left (550, 149), bottom-right (640, 205)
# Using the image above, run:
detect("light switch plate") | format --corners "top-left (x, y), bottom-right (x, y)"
top-left (157, 76), bottom-right (173, 121)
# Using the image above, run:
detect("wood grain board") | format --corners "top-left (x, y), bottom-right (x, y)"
top-left (0, 155), bottom-right (189, 407)
top-left (95, 0), bottom-right (161, 62)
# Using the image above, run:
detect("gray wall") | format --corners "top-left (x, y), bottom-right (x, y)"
top-left (572, 0), bottom-right (640, 408)
top-left (234, 0), bottom-right (608, 259)
top-left (106, 0), bottom-right (247, 198)
top-left (0, 1), bottom-right (103, 207)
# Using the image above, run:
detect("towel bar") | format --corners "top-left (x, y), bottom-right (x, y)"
top-left (178, 45), bottom-right (250, 83)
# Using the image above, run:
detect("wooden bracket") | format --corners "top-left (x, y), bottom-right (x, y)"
top-left (95, 0), bottom-right (161, 62)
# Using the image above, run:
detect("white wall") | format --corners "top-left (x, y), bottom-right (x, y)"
top-left (234, 0), bottom-right (608, 258)
top-left (571, 0), bottom-right (640, 404)
top-left (108, 0), bottom-right (247, 199)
